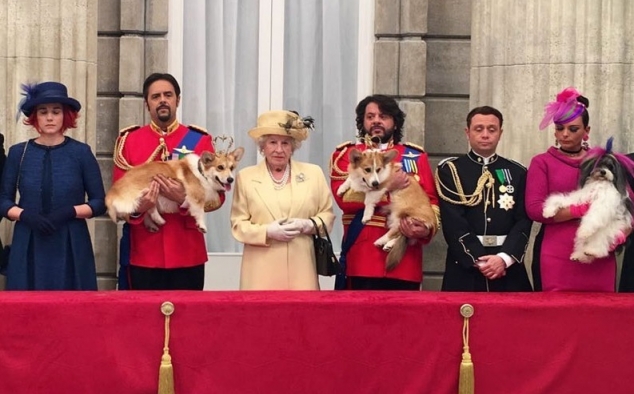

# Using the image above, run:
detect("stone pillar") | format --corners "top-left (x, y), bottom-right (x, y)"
top-left (0, 0), bottom-right (98, 288)
top-left (470, 0), bottom-right (634, 166)
top-left (0, 0), bottom-right (97, 144)
top-left (96, 0), bottom-right (169, 289)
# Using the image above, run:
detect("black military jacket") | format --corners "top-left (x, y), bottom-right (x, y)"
top-left (436, 150), bottom-right (532, 291)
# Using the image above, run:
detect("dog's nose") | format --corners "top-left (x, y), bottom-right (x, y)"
top-left (600, 169), bottom-right (606, 176)
top-left (371, 181), bottom-right (379, 187)
top-left (227, 177), bottom-right (234, 184)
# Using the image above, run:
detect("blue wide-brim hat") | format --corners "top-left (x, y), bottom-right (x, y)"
top-left (19, 81), bottom-right (81, 117)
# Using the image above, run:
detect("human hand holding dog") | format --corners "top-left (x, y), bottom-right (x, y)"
top-left (386, 168), bottom-right (410, 191)
top-left (20, 210), bottom-right (56, 235)
top-left (46, 205), bottom-right (77, 227)
top-left (285, 218), bottom-right (315, 235)
top-left (266, 219), bottom-right (301, 242)
top-left (399, 217), bottom-right (431, 239)
top-left (135, 181), bottom-right (160, 214)
top-left (475, 255), bottom-right (506, 280)
top-left (154, 174), bottom-right (186, 205)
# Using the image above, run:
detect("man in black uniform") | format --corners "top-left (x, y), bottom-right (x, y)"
top-left (435, 106), bottom-right (532, 291)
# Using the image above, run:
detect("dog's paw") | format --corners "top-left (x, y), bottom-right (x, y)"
top-left (361, 214), bottom-right (373, 224)
top-left (570, 251), bottom-right (594, 263)
top-left (542, 202), bottom-right (560, 218)
top-left (374, 236), bottom-right (388, 247)
top-left (197, 225), bottom-right (207, 234)
top-left (336, 185), bottom-right (347, 197)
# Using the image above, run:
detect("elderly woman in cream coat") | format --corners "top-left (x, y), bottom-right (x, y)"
top-left (230, 110), bottom-right (335, 290)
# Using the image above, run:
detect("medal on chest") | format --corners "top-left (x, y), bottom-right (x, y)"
top-left (495, 168), bottom-right (515, 210)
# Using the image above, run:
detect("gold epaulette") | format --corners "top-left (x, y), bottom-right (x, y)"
top-left (188, 124), bottom-right (208, 134)
top-left (507, 158), bottom-right (527, 171)
top-left (118, 125), bottom-right (140, 135)
top-left (113, 126), bottom-right (139, 170)
top-left (438, 156), bottom-right (458, 168)
top-left (330, 141), bottom-right (355, 180)
top-left (113, 124), bottom-right (166, 171)
top-left (336, 140), bottom-right (354, 150)
top-left (403, 142), bottom-right (425, 153)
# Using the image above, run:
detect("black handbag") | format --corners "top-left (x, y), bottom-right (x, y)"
top-left (309, 217), bottom-right (341, 277)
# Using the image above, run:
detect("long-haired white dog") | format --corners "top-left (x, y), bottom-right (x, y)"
top-left (542, 141), bottom-right (634, 263)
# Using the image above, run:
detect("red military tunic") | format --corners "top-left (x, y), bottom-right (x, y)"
top-left (113, 121), bottom-right (224, 269)
top-left (330, 141), bottom-right (440, 283)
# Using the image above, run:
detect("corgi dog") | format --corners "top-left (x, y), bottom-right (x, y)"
top-left (337, 148), bottom-right (436, 270)
top-left (106, 148), bottom-right (244, 233)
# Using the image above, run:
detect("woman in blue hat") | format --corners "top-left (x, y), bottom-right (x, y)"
top-left (0, 81), bottom-right (106, 290)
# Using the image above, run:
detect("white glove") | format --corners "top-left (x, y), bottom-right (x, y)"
top-left (266, 219), bottom-right (301, 242)
top-left (285, 218), bottom-right (315, 235)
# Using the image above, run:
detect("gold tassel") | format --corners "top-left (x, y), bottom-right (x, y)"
top-left (158, 301), bottom-right (175, 394)
top-left (459, 304), bottom-right (475, 394)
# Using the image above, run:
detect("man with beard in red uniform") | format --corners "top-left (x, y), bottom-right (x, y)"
top-left (113, 73), bottom-right (224, 290)
top-left (330, 95), bottom-right (439, 290)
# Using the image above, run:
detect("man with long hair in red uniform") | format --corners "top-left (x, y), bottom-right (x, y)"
top-left (330, 95), bottom-right (439, 290)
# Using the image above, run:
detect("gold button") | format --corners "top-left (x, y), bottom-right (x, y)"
top-left (460, 304), bottom-right (475, 318)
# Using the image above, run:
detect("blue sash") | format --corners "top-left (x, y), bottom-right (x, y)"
top-left (171, 128), bottom-right (204, 160)
top-left (334, 210), bottom-right (365, 290)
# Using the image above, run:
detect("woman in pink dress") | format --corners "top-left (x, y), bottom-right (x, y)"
top-left (525, 87), bottom-right (617, 292)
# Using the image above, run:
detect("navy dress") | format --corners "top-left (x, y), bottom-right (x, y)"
top-left (0, 138), bottom-right (106, 290)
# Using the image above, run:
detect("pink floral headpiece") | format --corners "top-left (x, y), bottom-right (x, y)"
top-left (539, 87), bottom-right (586, 130)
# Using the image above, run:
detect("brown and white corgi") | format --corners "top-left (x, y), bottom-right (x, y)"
top-left (336, 148), bottom-right (436, 270)
top-left (106, 148), bottom-right (244, 233)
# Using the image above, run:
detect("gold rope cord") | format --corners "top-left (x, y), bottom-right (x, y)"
top-left (329, 147), bottom-right (350, 180)
top-left (435, 161), bottom-right (496, 209)
top-left (459, 304), bottom-right (475, 394)
top-left (113, 132), bottom-right (169, 171)
top-left (158, 301), bottom-right (175, 394)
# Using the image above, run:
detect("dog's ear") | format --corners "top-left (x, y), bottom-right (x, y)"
top-left (230, 147), bottom-right (245, 162)
top-left (578, 158), bottom-right (595, 187)
top-left (200, 151), bottom-right (215, 166)
top-left (349, 148), bottom-right (362, 165)
top-left (611, 157), bottom-right (629, 196)
top-left (383, 149), bottom-right (398, 164)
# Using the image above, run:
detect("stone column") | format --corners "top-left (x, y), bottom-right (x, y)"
top-left (0, 0), bottom-right (97, 145)
top-left (0, 0), bottom-right (97, 288)
top-left (96, 0), bottom-right (169, 289)
top-left (470, 0), bottom-right (634, 166)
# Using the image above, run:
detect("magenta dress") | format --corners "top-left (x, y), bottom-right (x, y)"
top-left (525, 147), bottom-right (616, 292)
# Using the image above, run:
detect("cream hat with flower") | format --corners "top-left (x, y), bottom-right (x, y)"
top-left (248, 110), bottom-right (314, 142)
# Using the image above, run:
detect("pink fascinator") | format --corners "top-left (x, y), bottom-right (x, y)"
top-left (539, 87), bottom-right (586, 130)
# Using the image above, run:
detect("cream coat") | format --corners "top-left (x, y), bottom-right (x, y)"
top-left (230, 160), bottom-right (335, 290)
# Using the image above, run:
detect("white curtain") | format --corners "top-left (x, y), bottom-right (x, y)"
top-left (180, 0), bottom-right (359, 253)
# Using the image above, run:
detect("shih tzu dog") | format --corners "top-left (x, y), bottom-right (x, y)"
top-left (543, 138), bottom-right (634, 263)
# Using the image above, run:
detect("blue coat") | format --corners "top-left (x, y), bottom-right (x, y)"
top-left (0, 138), bottom-right (106, 290)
